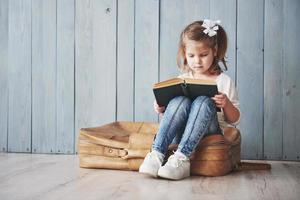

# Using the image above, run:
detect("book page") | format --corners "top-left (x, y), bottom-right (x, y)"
top-left (184, 78), bottom-right (216, 85)
top-left (153, 78), bottom-right (184, 89)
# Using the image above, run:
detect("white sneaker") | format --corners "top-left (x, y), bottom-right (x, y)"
top-left (139, 151), bottom-right (164, 177)
top-left (158, 153), bottom-right (190, 180)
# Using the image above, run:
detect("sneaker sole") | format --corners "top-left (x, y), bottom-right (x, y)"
top-left (158, 173), bottom-right (189, 180)
top-left (139, 166), bottom-right (158, 178)
top-left (158, 169), bottom-right (190, 180)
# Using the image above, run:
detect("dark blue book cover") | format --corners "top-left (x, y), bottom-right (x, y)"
top-left (153, 78), bottom-right (220, 111)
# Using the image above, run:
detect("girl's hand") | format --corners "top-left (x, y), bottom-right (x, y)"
top-left (153, 100), bottom-right (165, 114)
top-left (211, 92), bottom-right (229, 108)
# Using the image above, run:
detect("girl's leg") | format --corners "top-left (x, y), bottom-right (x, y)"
top-left (178, 96), bottom-right (221, 157)
top-left (170, 124), bottom-right (185, 145)
top-left (139, 96), bottom-right (191, 177)
top-left (157, 96), bottom-right (221, 180)
top-left (152, 96), bottom-right (191, 155)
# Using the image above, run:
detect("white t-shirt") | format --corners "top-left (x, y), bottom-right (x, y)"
top-left (178, 72), bottom-right (241, 130)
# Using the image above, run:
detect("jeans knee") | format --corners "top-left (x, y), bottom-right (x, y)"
top-left (169, 96), bottom-right (191, 108)
top-left (193, 96), bottom-right (216, 111)
top-left (166, 96), bottom-right (191, 116)
top-left (193, 96), bottom-right (209, 104)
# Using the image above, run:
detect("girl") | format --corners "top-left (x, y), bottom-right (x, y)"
top-left (139, 20), bottom-right (240, 180)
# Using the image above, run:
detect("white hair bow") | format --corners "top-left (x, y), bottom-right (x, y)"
top-left (202, 19), bottom-right (221, 37)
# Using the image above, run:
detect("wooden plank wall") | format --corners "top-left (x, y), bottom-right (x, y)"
top-left (7, 0), bottom-right (32, 153)
top-left (264, 0), bottom-right (283, 160)
top-left (75, 0), bottom-right (117, 150)
top-left (0, 0), bottom-right (299, 161)
top-left (282, 0), bottom-right (300, 161)
top-left (237, 0), bottom-right (264, 159)
top-left (0, 0), bottom-right (8, 152)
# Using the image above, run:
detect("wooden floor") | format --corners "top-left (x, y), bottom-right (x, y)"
top-left (0, 153), bottom-right (299, 200)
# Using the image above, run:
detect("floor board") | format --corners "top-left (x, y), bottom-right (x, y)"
top-left (0, 153), bottom-right (299, 200)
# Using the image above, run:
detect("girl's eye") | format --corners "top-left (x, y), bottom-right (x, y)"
top-left (188, 55), bottom-right (194, 58)
top-left (201, 54), bottom-right (208, 57)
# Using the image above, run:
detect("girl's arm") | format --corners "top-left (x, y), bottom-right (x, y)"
top-left (211, 92), bottom-right (240, 124)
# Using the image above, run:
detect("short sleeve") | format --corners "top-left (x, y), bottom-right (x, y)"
top-left (226, 78), bottom-right (241, 126)
top-left (217, 73), bottom-right (241, 126)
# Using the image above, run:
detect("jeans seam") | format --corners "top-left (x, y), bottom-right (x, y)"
top-left (180, 100), bottom-right (204, 152)
top-left (154, 97), bottom-right (186, 153)
top-left (180, 99), bottom-right (215, 155)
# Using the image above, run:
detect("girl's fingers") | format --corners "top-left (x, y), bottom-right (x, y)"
top-left (158, 105), bottom-right (165, 109)
top-left (211, 97), bottom-right (217, 101)
top-left (212, 98), bottom-right (223, 104)
top-left (213, 94), bottom-right (226, 99)
top-left (157, 106), bottom-right (165, 112)
top-left (214, 95), bottom-right (222, 98)
top-left (212, 95), bottom-right (223, 99)
top-left (154, 103), bottom-right (163, 109)
top-left (155, 103), bottom-right (164, 109)
top-left (213, 99), bottom-right (225, 107)
top-left (154, 100), bottom-right (165, 113)
top-left (212, 93), bottom-right (228, 108)
top-left (154, 100), bottom-right (161, 107)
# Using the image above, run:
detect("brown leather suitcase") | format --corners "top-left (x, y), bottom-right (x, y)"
top-left (78, 121), bottom-right (158, 170)
top-left (78, 121), bottom-right (270, 176)
top-left (168, 127), bottom-right (241, 176)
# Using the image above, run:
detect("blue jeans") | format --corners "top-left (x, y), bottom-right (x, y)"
top-left (152, 96), bottom-right (222, 157)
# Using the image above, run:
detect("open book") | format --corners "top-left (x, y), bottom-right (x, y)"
top-left (153, 77), bottom-right (220, 111)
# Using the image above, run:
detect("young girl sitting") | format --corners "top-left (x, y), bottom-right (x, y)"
top-left (139, 19), bottom-right (241, 180)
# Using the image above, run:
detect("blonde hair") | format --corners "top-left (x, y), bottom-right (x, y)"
top-left (177, 20), bottom-right (228, 75)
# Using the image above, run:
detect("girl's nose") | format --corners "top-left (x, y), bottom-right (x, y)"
top-left (195, 56), bottom-right (201, 63)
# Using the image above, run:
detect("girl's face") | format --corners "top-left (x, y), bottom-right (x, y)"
top-left (185, 40), bottom-right (216, 75)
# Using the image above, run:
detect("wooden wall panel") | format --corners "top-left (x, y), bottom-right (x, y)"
top-left (75, 0), bottom-right (117, 152)
top-left (0, 0), bottom-right (8, 152)
top-left (117, 0), bottom-right (134, 121)
top-left (282, 0), bottom-right (300, 161)
top-left (134, 0), bottom-right (159, 122)
top-left (32, 0), bottom-right (57, 153)
top-left (7, 0), bottom-right (32, 153)
top-left (56, 0), bottom-right (75, 154)
top-left (160, 0), bottom-right (184, 81)
top-left (264, 0), bottom-right (283, 160)
top-left (237, 0), bottom-right (264, 159)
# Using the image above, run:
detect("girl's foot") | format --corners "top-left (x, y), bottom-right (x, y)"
top-left (139, 150), bottom-right (164, 177)
top-left (158, 153), bottom-right (190, 180)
